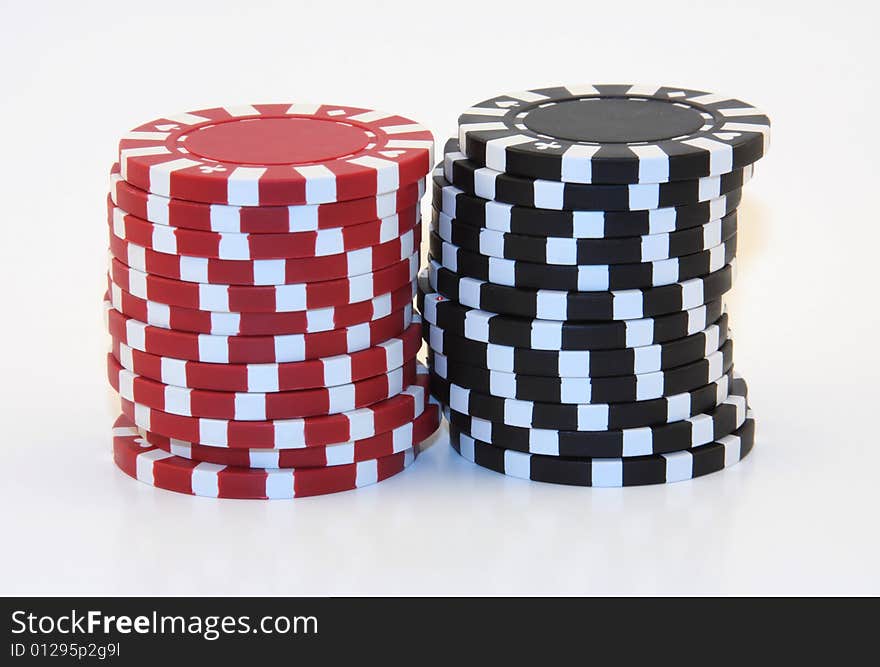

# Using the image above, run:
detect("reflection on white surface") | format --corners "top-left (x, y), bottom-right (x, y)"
top-left (3, 400), bottom-right (878, 595)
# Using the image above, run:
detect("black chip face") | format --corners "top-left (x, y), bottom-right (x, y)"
top-left (522, 98), bottom-right (707, 144)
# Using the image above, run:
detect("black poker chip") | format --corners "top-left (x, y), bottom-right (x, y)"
top-left (433, 168), bottom-right (744, 238)
top-left (444, 139), bottom-right (752, 211)
top-left (432, 206), bottom-right (738, 264)
top-left (428, 231), bottom-right (737, 291)
top-left (429, 338), bottom-right (734, 404)
top-left (457, 84), bottom-right (769, 184)
top-left (443, 373), bottom-right (749, 458)
top-left (426, 260), bottom-right (735, 321)
top-left (430, 369), bottom-right (736, 431)
top-left (450, 416), bottom-right (755, 487)
top-left (418, 279), bottom-right (726, 351)
top-left (421, 315), bottom-right (729, 378)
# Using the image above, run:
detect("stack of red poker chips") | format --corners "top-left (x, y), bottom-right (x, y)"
top-left (105, 103), bottom-right (439, 499)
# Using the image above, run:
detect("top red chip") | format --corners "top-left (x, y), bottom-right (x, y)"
top-left (118, 104), bottom-right (435, 206)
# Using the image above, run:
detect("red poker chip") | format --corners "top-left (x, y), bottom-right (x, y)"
top-left (135, 403), bottom-right (440, 468)
top-left (108, 354), bottom-right (418, 420)
top-left (112, 416), bottom-right (420, 499)
top-left (117, 104), bottom-right (434, 206)
top-left (107, 281), bottom-right (416, 336)
top-left (109, 162), bottom-right (427, 234)
top-left (108, 198), bottom-right (420, 260)
top-left (110, 319), bottom-right (423, 392)
top-left (108, 252), bottom-right (418, 312)
top-left (105, 300), bottom-right (413, 363)
top-left (108, 225), bottom-right (420, 286)
top-left (117, 365), bottom-right (432, 449)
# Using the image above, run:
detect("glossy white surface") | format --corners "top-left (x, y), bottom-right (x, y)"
top-left (1, 0), bottom-right (878, 595)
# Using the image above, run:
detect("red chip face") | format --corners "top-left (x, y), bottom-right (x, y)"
top-left (182, 116), bottom-right (372, 164)
top-left (118, 104), bottom-right (434, 206)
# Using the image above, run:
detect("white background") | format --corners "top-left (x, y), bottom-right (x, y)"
top-left (1, 0), bottom-right (878, 595)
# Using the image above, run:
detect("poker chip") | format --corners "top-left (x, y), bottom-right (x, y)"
top-left (430, 370), bottom-right (734, 431)
top-left (108, 252), bottom-right (419, 312)
top-left (443, 139), bottom-right (752, 211)
top-left (112, 416), bottom-right (420, 499)
top-left (444, 375), bottom-right (747, 458)
top-left (110, 163), bottom-right (427, 234)
top-left (458, 84), bottom-right (770, 184)
top-left (429, 231), bottom-right (737, 291)
top-left (457, 84), bottom-right (769, 184)
top-left (450, 415), bottom-right (755, 487)
top-left (432, 207), bottom-right (737, 264)
top-left (110, 319), bottom-right (423, 392)
top-left (108, 354), bottom-right (417, 420)
top-left (419, 285), bottom-right (725, 351)
top-left (433, 168), bottom-right (743, 239)
top-left (108, 199), bottom-right (421, 260)
top-left (137, 403), bottom-right (441, 469)
top-left (105, 300), bottom-right (413, 364)
top-left (109, 225), bottom-right (420, 285)
top-left (118, 104), bottom-right (434, 205)
top-left (119, 366), bottom-right (432, 449)
top-left (108, 281), bottom-right (416, 336)
top-left (430, 338), bottom-right (733, 404)
top-left (427, 260), bottom-right (735, 321)
top-left (421, 315), bottom-right (728, 378)
top-left (107, 102), bottom-right (435, 499)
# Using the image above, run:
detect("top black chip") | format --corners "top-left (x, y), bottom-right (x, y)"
top-left (457, 84), bottom-right (770, 184)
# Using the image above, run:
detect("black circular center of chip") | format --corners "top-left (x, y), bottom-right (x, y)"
top-left (523, 98), bottom-right (705, 144)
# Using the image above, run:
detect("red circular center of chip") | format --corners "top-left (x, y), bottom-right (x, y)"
top-left (182, 117), bottom-right (372, 166)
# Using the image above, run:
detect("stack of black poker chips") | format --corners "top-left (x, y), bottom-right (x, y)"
top-left (420, 84), bottom-right (770, 487)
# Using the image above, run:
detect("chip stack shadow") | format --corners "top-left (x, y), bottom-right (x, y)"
top-left (421, 84), bottom-right (770, 487)
top-left (104, 103), bottom-right (439, 499)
